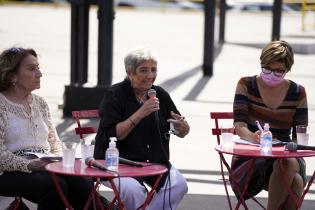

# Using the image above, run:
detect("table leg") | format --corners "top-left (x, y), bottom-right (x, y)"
top-left (218, 153), bottom-right (233, 210)
top-left (50, 173), bottom-right (73, 210)
top-left (140, 174), bottom-right (163, 210)
top-left (107, 174), bottom-right (164, 210)
top-left (219, 153), bottom-right (257, 210)
top-left (51, 173), bottom-right (105, 210)
top-left (83, 181), bottom-right (105, 210)
top-left (279, 159), bottom-right (315, 209)
top-left (94, 182), bottom-right (106, 210)
top-left (278, 159), bottom-right (299, 209)
top-left (109, 179), bottom-right (125, 210)
top-left (236, 158), bottom-right (256, 210)
top-left (299, 170), bottom-right (315, 207)
top-left (108, 195), bottom-right (118, 210)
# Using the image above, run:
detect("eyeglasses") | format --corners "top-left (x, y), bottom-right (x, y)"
top-left (261, 67), bottom-right (286, 77)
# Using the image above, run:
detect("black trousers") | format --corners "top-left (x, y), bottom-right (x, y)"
top-left (0, 171), bottom-right (95, 210)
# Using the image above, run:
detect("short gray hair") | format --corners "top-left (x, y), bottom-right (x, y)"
top-left (124, 48), bottom-right (158, 74)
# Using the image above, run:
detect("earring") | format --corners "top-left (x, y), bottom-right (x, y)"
top-left (12, 82), bottom-right (16, 86)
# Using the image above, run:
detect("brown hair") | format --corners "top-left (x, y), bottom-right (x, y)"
top-left (0, 47), bottom-right (37, 91)
top-left (260, 40), bottom-right (294, 72)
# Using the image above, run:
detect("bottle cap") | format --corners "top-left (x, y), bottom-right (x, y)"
top-left (264, 123), bottom-right (270, 131)
top-left (109, 137), bottom-right (117, 148)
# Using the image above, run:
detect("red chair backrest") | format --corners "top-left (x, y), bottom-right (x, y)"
top-left (210, 112), bottom-right (235, 145)
top-left (72, 109), bottom-right (100, 139)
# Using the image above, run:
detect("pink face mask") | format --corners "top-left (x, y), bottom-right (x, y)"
top-left (260, 71), bottom-right (285, 87)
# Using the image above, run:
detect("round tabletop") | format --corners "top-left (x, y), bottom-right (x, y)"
top-left (215, 144), bottom-right (315, 158)
top-left (45, 160), bottom-right (168, 178)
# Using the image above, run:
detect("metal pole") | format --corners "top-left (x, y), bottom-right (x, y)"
top-left (203, 0), bottom-right (216, 76)
top-left (70, 1), bottom-right (78, 85)
top-left (69, 0), bottom-right (89, 85)
top-left (78, 0), bottom-right (89, 85)
top-left (272, 0), bottom-right (282, 41)
top-left (219, 0), bottom-right (226, 43)
top-left (97, 0), bottom-right (114, 86)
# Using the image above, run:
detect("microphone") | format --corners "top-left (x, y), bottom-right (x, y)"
top-left (286, 142), bottom-right (315, 151)
top-left (147, 88), bottom-right (156, 99)
top-left (119, 157), bottom-right (143, 167)
top-left (85, 157), bottom-right (108, 171)
top-left (147, 89), bottom-right (159, 123)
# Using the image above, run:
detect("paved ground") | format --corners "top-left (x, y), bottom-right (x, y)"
top-left (0, 2), bottom-right (315, 209)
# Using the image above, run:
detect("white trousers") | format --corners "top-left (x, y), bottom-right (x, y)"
top-left (102, 166), bottom-right (188, 210)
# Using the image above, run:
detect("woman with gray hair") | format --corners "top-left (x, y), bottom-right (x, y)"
top-left (231, 40), bottom-right (308, 209)
top-left (94, 47), bottom-right (190, 210)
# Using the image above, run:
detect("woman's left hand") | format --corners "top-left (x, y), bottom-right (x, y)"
top-left (27, 159), bottom-right (51, 171)
top-left (167, 111), bottom-right (190, 138)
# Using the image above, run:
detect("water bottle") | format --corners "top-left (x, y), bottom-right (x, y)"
top-left (105, 137), bottom-right (119, 172)
top-left (260, 123), bottom-right (272, 154)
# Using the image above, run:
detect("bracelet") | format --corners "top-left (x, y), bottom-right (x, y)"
top-left (128, 118), bottom-right (136, 127)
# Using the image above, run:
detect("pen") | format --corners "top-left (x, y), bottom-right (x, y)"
top-left (255, 120), bottom-right (264, 132)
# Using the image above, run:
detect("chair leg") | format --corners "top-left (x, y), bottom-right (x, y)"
top-left (220, 160), bottom-right (233, 210)
top-left (13, 197), bottom-right (22, 210)
top-left (4, 197), bottom-right (22, 210)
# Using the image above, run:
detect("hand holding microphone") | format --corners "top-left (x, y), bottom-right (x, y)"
top-left (147, 88), bottom-right (159, 113)
top-left (138, 89), bottom-right (159, 119)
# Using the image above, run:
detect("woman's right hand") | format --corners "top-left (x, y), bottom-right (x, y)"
top-left (138, 96), bottom-right (159, 118)
top-left (251, 130), bottom-right (261, 144)
top-left (235, 121), bottom-right (261, 144)
top-left (116, 96), bottom-right (160, 140)
top-left (27, 159), bottom-right (51, 171)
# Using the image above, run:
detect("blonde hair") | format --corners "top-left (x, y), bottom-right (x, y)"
top-left (0, 47), bottom-right (37, 91)
top-left (260, 40), bottom-right (294, 72)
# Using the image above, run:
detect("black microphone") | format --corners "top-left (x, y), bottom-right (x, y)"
top-left (286, 142), bottom-right (315, 151)
top-left (147, 89), bottom-right (159, 123)
top-left (119, 157), bottom-right (143, 167)
top-left (85, 157), bottom-right (108, 171)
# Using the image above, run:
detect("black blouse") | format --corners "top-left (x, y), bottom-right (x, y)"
top-left (94, 79), bottom-right (180, 166)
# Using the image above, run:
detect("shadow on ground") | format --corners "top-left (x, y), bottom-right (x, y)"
top-left (2, 191), bottom-right (315, 210)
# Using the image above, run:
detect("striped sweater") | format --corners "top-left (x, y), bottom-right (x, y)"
top-left (233, 76), bottom-right (308, 141)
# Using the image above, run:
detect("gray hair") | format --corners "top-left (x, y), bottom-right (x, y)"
top-left (124, 48), bottom-right (158, 74)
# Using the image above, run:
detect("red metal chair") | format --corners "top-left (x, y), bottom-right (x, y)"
top-left (71, 109), bottom-right (120, 210)
top-left (72, 109), bottom-right (100, 140)
top-left (210, 112), bottom-right (265, 210)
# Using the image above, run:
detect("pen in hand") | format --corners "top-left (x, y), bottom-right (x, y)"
top-left (255, 120), bottom-right (264, 133)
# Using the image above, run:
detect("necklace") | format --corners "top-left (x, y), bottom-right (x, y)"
top-left (135, 93), bottom-right (146, 104)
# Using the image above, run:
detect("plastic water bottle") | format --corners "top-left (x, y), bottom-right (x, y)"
top-left (105, 137), bottom-right (119, 172)
top-left (260, 123), bottom-right (272, 154)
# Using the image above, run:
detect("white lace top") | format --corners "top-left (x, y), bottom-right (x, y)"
top-left (0, 93), bottom-right (62, 173)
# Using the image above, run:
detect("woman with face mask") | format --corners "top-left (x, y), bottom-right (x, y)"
top-left (231, 40), bottom-right (308, 210)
